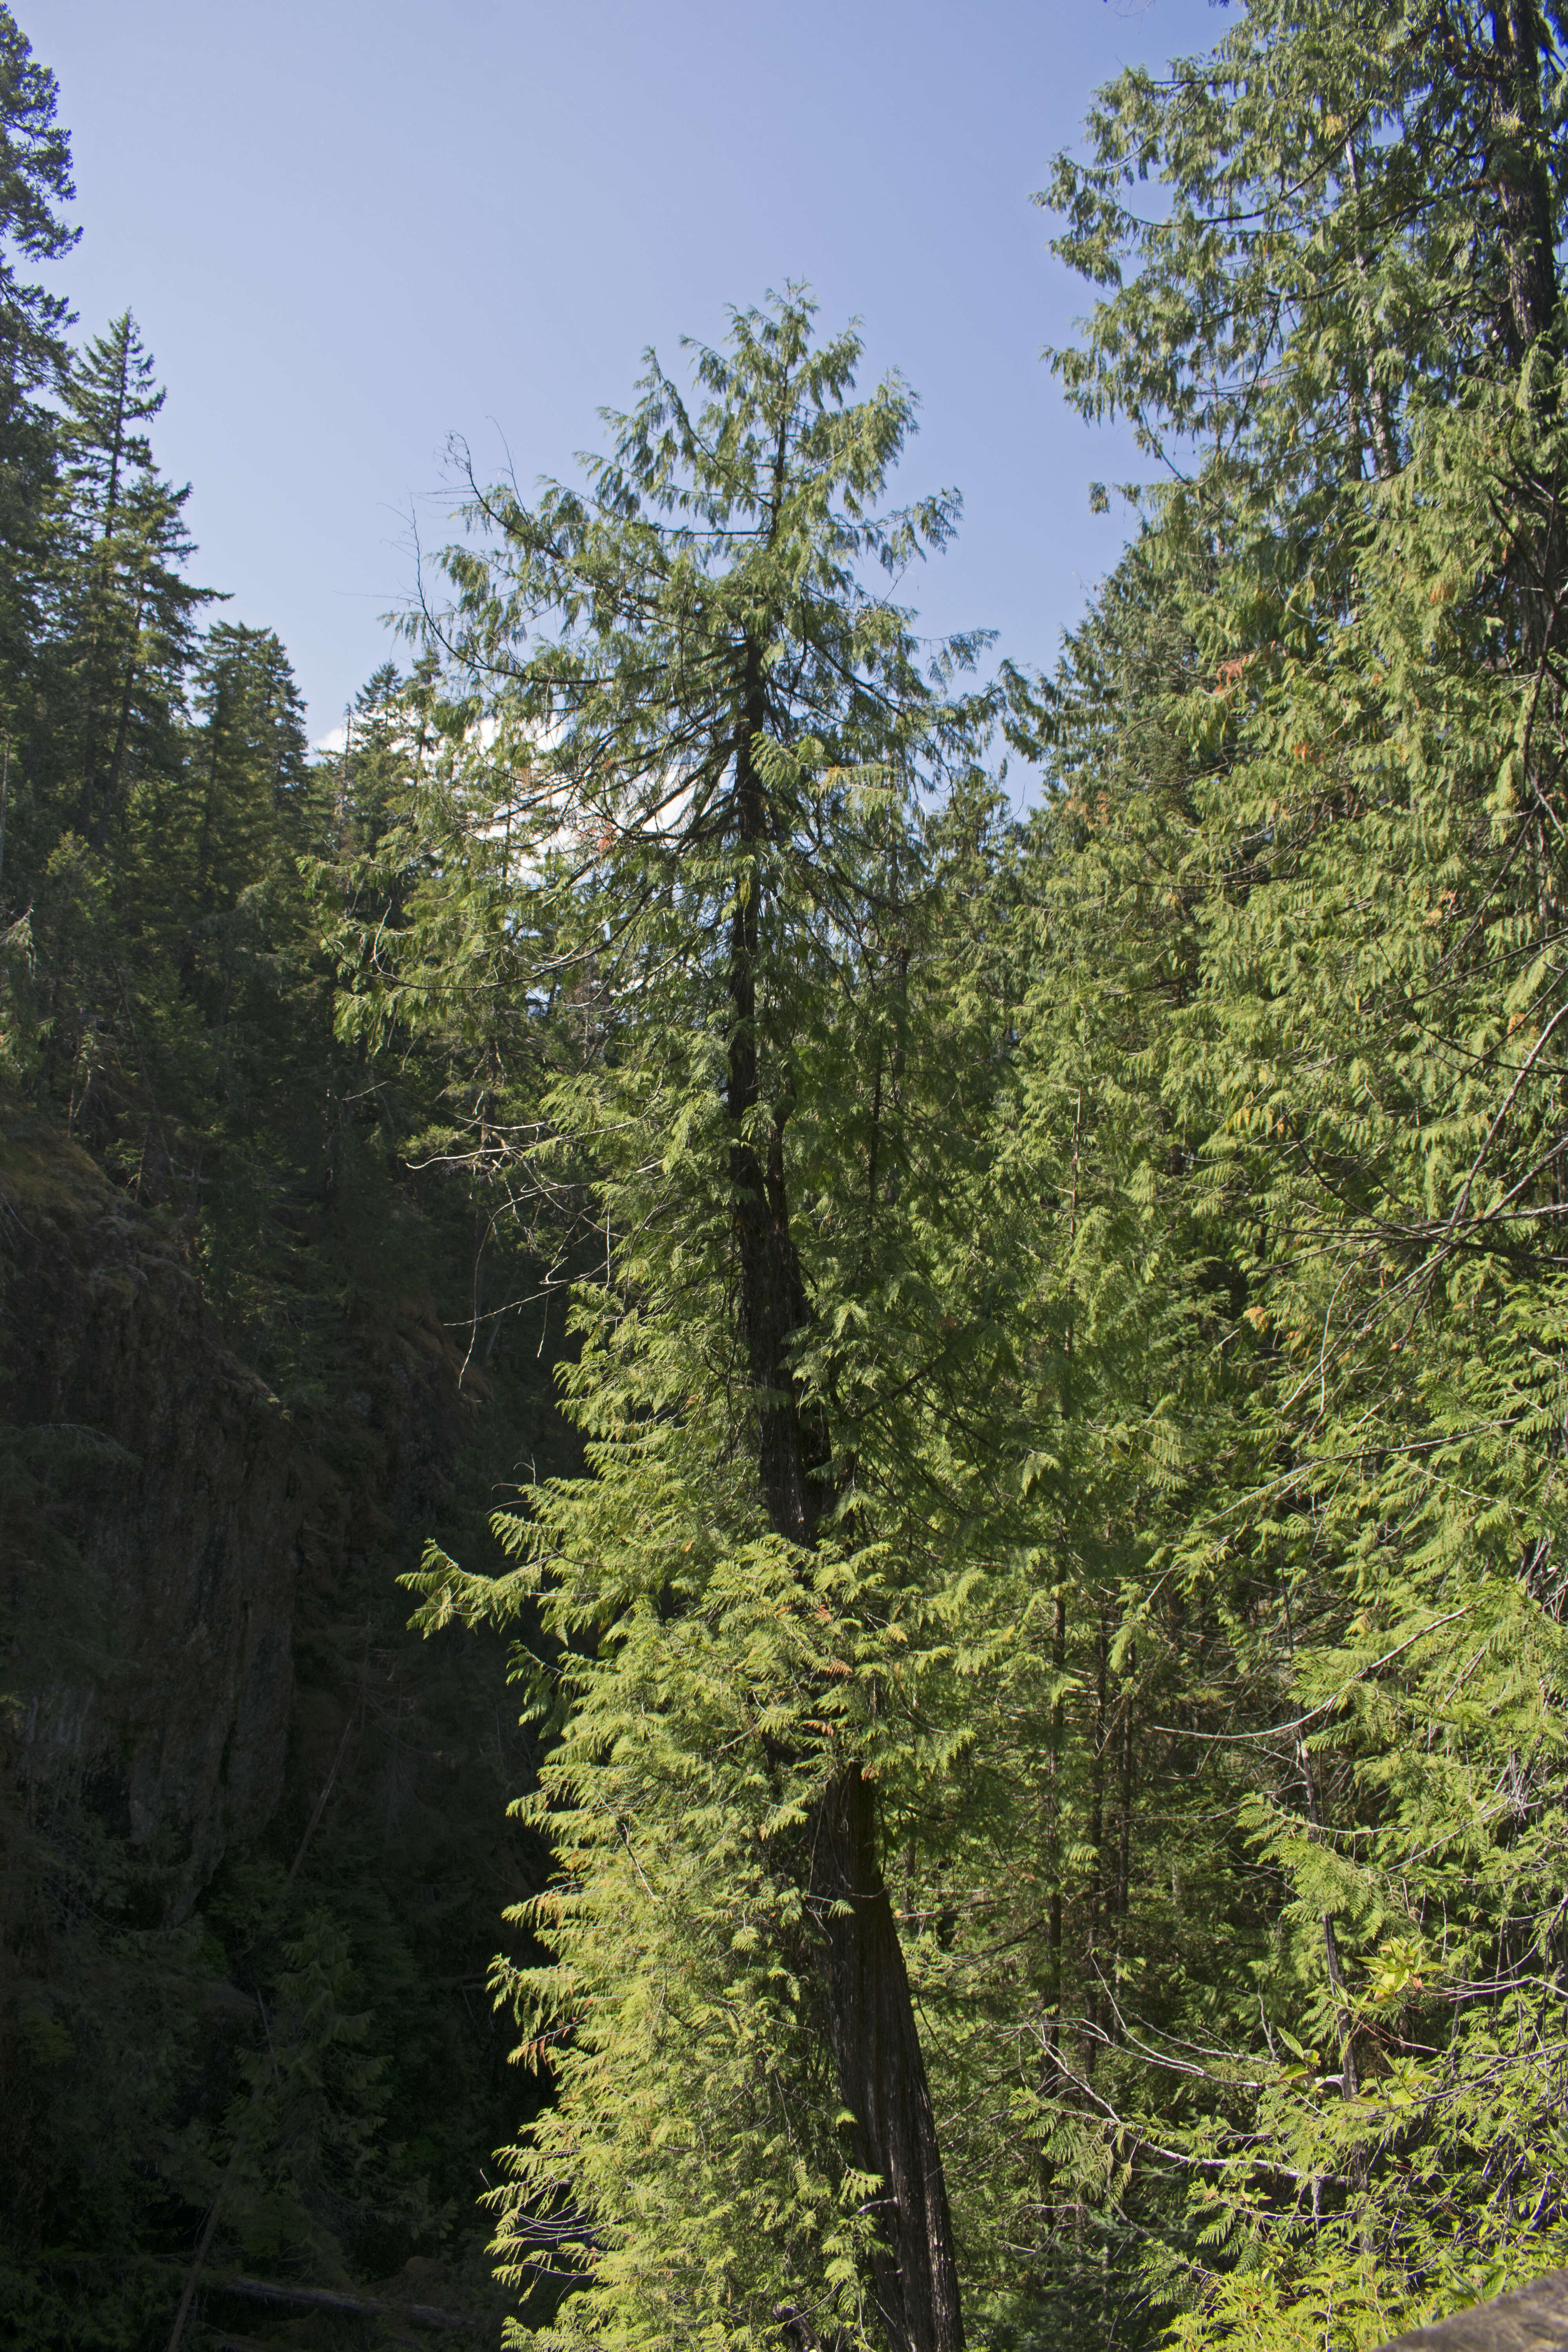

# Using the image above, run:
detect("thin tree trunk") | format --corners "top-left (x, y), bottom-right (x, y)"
top-left (809, 1767), bottom-right (965, 2352)
top-left (1296, 1731), bottom-right (1359, 2097)
top-left (728, 670), bottom-right (964, 2352)
top-left (1085, 1614), bottom-right (1107, 2068)
top-left (1047, 1588), bottom-right (1066, 2061)
top-left (1116, 1644), bottom-right (1135, 1929)
top-left (196, 702), bottom-right (224, 902)
top-left (90, 616), bottom-right (141, 853)
top-left (1489, 0), bottom-right (1558, 366)
top-left (1342, 139), bottom-right (1399, 480)
top-left (728, 661), bottom-right (817, 1545)
top-left (78, 338), bottom-right (133, 841)
top-left (1281, 1575), bottom-right (1358, 2096)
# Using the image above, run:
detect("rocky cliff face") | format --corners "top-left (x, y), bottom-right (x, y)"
top-left (0, 1100), bottom-right (559, 2346)
top-left (1, 1113), bottom-right (310, 1917)
top-left (0, 1106), bottom-right (479, 1920)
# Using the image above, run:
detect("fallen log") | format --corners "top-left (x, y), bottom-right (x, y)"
top-left (211, 2275), bottom-right (477, 2332)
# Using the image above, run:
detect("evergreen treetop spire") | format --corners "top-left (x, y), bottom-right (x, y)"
top-left (0, 1), bottom-right (75, 391)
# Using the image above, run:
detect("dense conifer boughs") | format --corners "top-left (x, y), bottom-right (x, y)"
top-left (13, 1), bottom-right (1568, 2348)
top-left (0, 16), bottom-right (562, 2349)
top-left (361, 5), bottom-right (1568, 2342)
top-left (993, 2), bottom-right (1568, 2346)
top-left (0, 1), bottom-right (72, 700)
top-left (401, 294), bottom-right (1010, 2352)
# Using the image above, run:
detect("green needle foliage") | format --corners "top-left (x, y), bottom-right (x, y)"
top-left (14, 0), bottom-right (1568, 2343)
top-left (983, 3), bottom-right (1568, 2345)
top-left (393, 292), bottom-right (1026, 2352)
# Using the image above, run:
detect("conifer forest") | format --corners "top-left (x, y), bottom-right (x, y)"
top-left (11, 1), bottom-right (1568, 2347)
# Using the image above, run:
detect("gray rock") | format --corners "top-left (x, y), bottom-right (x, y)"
top-left (1379, 2274), bottom-right (1568, 2352)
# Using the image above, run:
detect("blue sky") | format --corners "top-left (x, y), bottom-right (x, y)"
top-left (34, 0), bottom-right (1219, 736)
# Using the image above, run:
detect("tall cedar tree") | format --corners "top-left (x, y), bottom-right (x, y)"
top-left (402, 294), bottom-right (996, 2352)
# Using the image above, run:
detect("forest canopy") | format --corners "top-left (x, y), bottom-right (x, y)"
top-left (5, 4), bottom-right (1568, 2352)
